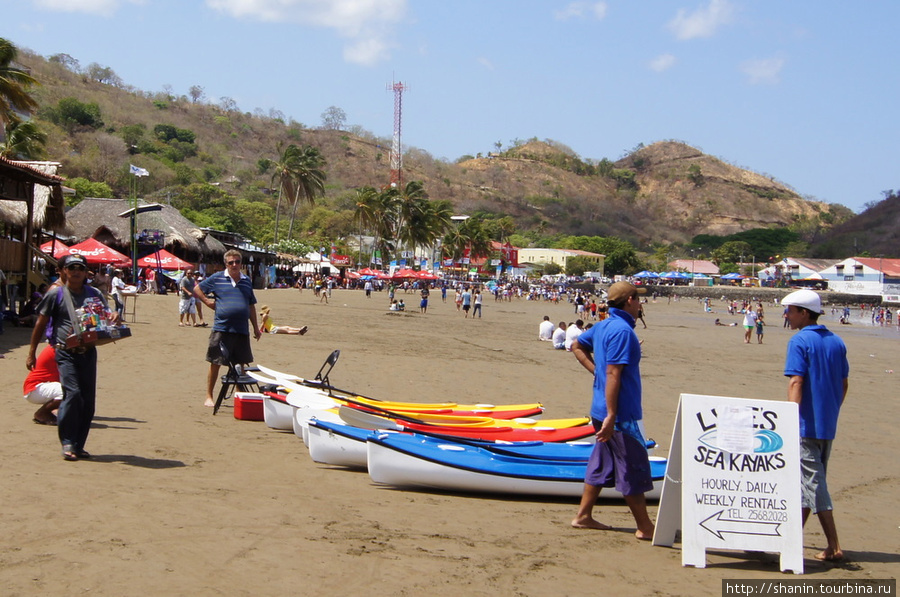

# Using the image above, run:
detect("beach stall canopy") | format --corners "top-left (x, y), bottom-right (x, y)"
top-left (39, 240), bottom-right (70, 258)
top-left (137, 249), bottom-right (194, 270)
top-left (633, 270), bottom-right (659, 279)
top-left (720, 272), bottom-right (746, 280)
top-left (66, 238), bottom-right (132, 266)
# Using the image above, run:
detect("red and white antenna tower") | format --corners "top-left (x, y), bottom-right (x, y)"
top-left (387, 80), bottom-right (407, 188)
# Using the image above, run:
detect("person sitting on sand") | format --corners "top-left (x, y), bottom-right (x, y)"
top-left (714, 319), bottom-right (737, 327)
top-left (259, 306), bottom-right (308, 335)
top-left (397, 299), bottom-right (406, 311)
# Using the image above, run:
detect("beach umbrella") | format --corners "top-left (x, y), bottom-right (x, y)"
top-left (633, 270), bottom-right (653, 278)
top-left (414, 270), bottom-right (438, 280)
top-left (346, 270), bottom-right (361, 280)
top-left (136, 249), bottom-right (193, 270)
top-left (393, 268), bottom-right (418, 279)
top-left (358, 267), bottom-right (379, 276)
top-left (721, 273), bottom-right (745, 280)
top-left (39, 240), bottom-right (70, 258)
top-left (66, 238), bottom-right (132, 266)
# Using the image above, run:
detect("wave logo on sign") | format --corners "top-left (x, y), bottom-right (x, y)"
top-left (698, 429), bottom-right (783, 453)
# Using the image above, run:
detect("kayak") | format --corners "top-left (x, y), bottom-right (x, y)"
top-left (306, 418), bottom-right (600, 469)
top-left (367, 432), bottom-right (666, 499)
top-left (339, 406), bottom-right (596, 442)
top-left (252, 370), bottom-right (545, 420)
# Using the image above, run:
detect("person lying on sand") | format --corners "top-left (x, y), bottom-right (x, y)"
top-left (259, 306), bottom-right (308, 335)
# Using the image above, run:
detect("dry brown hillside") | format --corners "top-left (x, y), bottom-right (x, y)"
top-left (19, 49), bottom-right (850, 246)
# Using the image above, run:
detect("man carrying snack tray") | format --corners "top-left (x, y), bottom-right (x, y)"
top-left (26, 254), bottom-right (119, 461)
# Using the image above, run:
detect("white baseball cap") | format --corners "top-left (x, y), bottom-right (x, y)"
top-left (782, 289), bottom-right (823, 314)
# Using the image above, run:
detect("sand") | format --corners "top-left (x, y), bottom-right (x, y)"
top-left (0, 288), bottom-right (897, 596)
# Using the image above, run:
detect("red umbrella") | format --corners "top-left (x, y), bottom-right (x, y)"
top-left (393, 268), bottom-right (418, 279)
top-left (415, 270), bottom-right (439, 280)
top-left (358, 267), bottom-right (379, 276)
top-left (66, 238), bottom-right (132, 266)
top-left (137, 249), bottom-right (194, 271)
top-left (346, 270), bottom-right (361, 280)
top-left (40, 240), bottom-right (70, 258)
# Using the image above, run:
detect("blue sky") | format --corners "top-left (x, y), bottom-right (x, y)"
top-left (8, 0), bottom-right (899, 213)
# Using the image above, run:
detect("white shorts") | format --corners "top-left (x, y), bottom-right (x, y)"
top-left (24, 382), bottom-right (63, 405)
top-left (179, 297), bottom-right (196, 314)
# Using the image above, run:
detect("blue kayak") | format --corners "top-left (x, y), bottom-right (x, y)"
top-left (366, 430), bottom-right (667, 499)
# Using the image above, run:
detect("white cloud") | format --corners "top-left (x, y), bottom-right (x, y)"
top-left (554, 1), bottom-right (608, 21)
top-left (207, 0), bottom-right (407, 65)
top-left (740, 57), bottom-right (785, 85)
top-left (649, 53), bottom-right (676, 72)
top-left (33, 0), bottom-right (126, 17)
top-left (477, 57), bottom-right (494, 71)
top-left (667, 0), bottom-right (734, 40)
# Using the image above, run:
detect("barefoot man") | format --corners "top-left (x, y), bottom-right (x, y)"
top-left (570, 281), bottom-right (655, 540)
top-left (782, 289), bottom-right (849, 562)
top-left (194, 250), bottom-right (262, 407)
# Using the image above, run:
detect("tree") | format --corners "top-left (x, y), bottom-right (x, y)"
top-left (711, 241), bottom-right (752, 265)
top-left (49, 53), bottom-right (80, 72)
top-left (320, 105), bottom-right (346, 130)
top-left (66, 177), bottom-right (114, 206)
top-left (188, 85), bottom-right (205, 103)
top-left (565, 256), bottom-right (596, 277)
top-left (85, 62), bottom-right (122, 86)
top-left (0, 38), bottom-right (39, 127)
top-left (0, 117), bottom-right (47, 159)
top-left (286, 145), bottom-right (327, 239)
top-left (270, 143), bottom-right (302, 243)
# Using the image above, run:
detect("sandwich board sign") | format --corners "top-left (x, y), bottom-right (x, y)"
top-left (652, 394), bottom-right (804, 574)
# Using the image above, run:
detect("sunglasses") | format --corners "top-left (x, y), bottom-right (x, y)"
top-left (65, 264), bottom-right (87, 271)
top-left (226, 260), bottom-right (242, 265)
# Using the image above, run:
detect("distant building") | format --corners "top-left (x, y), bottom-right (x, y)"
top-left (517, 248), bottom-right (605, 275)
top-left (757, 258), bottom-right (839, 284)
top-left (668, 259), bottom-right (719, 275)
top-left (819, 257), bottom-right (900, 297)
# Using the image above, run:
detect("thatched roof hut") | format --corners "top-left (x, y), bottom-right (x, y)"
top-left (0, 158), bottom-right (67, 232)
top-left (66, 197), bottom-right (226, 262)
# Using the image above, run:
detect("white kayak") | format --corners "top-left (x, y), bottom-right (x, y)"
top-left (367, 432), bottom-right (666, 500)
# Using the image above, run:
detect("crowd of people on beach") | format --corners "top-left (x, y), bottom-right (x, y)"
top-left (0, 257), bottom-right (867, 561)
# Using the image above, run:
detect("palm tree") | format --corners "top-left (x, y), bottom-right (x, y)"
top-left (442, 217), bottom-right (491, 269)
top-left (353, 186), bottom-right (379, 265)
top-left (286, 145), bottom-right (326, 240)
top-left (270, 143), bottom-right (301, 243)
top-left (0, 38), bottom-right (39, 127)
top-left (0, 116), bottom-right (47, 159)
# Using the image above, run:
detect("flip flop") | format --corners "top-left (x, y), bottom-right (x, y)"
top-left (299, 326), bottom-right (308, 335)
top-left (76, 450), bottom-right (92, 459)
top-left (62, 445), bottom-right (78, 461)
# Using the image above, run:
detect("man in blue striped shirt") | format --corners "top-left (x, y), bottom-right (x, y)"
top-left (195, 250), bottom-right (262, 407)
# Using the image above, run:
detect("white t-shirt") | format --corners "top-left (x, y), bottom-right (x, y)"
top-left (743, 310), bottom-right (758, 327)
top-left (564, 324), bottom-right (583, 351)
top-left (539, 320), bottom-right (554, 341)
top-left (552, 326), bottom-right (567, 349)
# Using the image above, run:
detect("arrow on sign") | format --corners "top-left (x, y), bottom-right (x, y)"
top-left (699, 510), bottom-right (782, 540)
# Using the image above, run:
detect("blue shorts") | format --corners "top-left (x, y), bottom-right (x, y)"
top-left (584, 421), bottom-right (653, 496)
top-left (420, 299), bottom-right (428, 308)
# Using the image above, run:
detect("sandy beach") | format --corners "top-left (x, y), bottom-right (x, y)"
top-left (1, 287), bottom-right (897, 596)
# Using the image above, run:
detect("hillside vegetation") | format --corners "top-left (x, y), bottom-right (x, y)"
top-left (18, 48), bottom-right (853, 253)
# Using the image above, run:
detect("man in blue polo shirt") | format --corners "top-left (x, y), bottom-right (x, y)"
top-left (570, 281), bottom-right (654, 540)
top-left (783, 289), bottom-right (849, 562)
top-left (194, 250), bottom-right (262, 408)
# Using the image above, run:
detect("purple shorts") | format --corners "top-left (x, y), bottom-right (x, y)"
top-left (584, 422), bottom-right (653, 496)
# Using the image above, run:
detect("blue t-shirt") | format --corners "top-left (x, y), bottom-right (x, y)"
top-left (574, 307), bottom-right (643, 423)
top-left (783, 324), bottom-right (849, 440)
top-left (198, 271), bottom-right (256, 335)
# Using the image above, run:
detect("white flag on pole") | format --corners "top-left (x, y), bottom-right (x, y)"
top-left (129, 164), bottom-right (150, 177)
